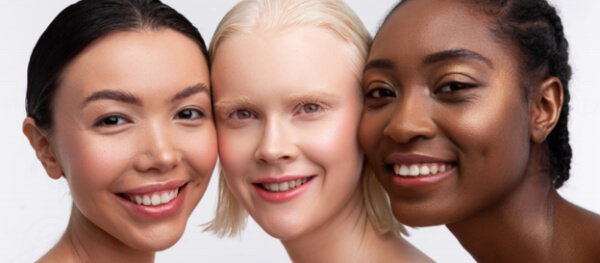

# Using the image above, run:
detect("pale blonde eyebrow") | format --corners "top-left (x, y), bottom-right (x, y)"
top-left (283, 91), bottom-right (341, 105)
top-left (213, 96), bottom-right (254, 115)
top-left (213, 91), bottom-right (342, 116)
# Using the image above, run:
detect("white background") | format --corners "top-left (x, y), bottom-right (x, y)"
top-left (1, 0), bottom-right (598, 262)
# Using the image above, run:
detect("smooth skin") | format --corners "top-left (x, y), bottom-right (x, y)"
top-left (359, 0), bottom-right (600, 262)
top-left (23, 29), bottom-right (217, 262)
top-left (212, 27), bottom-right (430, 262)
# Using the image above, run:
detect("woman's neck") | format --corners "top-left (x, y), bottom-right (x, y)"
top-left (38, 204), bottom-right (155, 263)
top-left (280, 188), bottom-right (418, 263)
top-left (447, 152), bottom-right (557, 262)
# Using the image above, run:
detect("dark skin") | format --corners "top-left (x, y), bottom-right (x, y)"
top-left (359, 0), bottom-right (600, 261)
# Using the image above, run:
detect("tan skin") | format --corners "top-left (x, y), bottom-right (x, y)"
top-left (359, 0), bottom-right (600, 262)
top-left (23, 29), bottom-right (217, 262)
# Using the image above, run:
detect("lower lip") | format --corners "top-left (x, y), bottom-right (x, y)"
top-left (390, 167), bottom-right (455, 188)
top-left (254, 177), bottom-right (314, 203)
top-left (116, 184), bottom-right (187, 219)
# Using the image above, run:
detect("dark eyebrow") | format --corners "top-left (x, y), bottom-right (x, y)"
top-left (364, 59), bottom-right (395, 73)
top-left (423, 49), bottom-right (493, 68)
top-left (170, 83), bottom-right (209, 103)
top-left (81, 90), bottom-right (141, 109)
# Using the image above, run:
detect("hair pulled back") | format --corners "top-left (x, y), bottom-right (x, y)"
top-left (26, 0), bottom-right (208, 131)
top-left (382, 0), bottom-right (572, 188)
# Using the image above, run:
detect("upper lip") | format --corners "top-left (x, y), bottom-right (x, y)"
top-left (385, 153), bottom-right (452, 165)
top-left (118, 180), bottom-right (188, 195)
top-left (253, 175), bottom-right (315, 184)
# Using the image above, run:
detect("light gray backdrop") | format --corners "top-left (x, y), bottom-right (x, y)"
top-left (1, 0), bottom-right (598, 262)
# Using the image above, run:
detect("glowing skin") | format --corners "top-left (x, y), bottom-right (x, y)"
top-left (213, 27), bottom-right (364, 241)
top-left (24, 29), bottom-right (217, 261)
top-left (360, 0), bottom-right (600, 261)
top-left (361, 0), bottom-right (529, 227)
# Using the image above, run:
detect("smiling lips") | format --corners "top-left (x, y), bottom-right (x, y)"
top-left (261, 177), bottom-right (310, 192)
top-left (254, 175), bottom-right (315, 202)
top-left (124, 188), bottom-right (180, 206)
top-left (393, 163), bottom-right (451, 177)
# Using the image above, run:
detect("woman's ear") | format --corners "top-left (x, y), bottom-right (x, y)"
top-left (530, 77), bottom-right (563, 144)
top-left (22, 117), bottom-right (63, 179)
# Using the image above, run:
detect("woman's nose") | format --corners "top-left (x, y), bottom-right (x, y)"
top-left (383, 90), bottom-right (436, 144)
top-left (133, 122), bottom-right (181, 173)
top-left (254, 119), bottom-right (298, 165)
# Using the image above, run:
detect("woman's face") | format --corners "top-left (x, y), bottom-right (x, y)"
top-left (359, 0), bottom-right (532, 226)
top-left (49, 29), bottom-right (217, 250)
top-left (212, 27), bottom-right (364, 240)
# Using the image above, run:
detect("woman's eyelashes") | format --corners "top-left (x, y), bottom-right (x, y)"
top-left (93, 114), bottom-right (130, 127)
top-left (364, 86), bottom-right (396, 99)
top-left (230, 109), bottom-right (256, 120)
top-left (225, 101), bottom-right (328, 124)
top-left (174, 108), bottom-right (206, 120)
top-left (296, 101), bottom-right (327, 116)
top-left (92, 107), bottom-right (206, 130)
top-left (435, 81), bottom-right (476, 94)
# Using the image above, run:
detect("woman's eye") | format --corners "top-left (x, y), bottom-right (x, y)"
top-left (365, 87), bottom-right (396, 99)
top-left (175, 109), bottom-right (204, 120)
top-left (437, 82), bottom-right (474, 93)
top-left (94, 115), bottom-right (127, 127)
top-left (298, 103), bottom-right (322, 114)
top-left (230, 109), bottom-right (255, 120)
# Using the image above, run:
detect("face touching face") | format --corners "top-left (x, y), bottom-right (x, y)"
top-left (359, 0), bottom-right (533, 226)
top-left (212, 27), bottom-right (364, 240)
top-left (49, 29), bottom-right (217, 251)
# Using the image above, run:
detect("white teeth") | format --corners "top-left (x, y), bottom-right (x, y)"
top-left (399, 165), bottom-right (409, 176)
top-left (280, 182), bottom-right (289, 191)
top-left (127, 188), bottom-right (179, 206)
top-left (430, 165), bottom-right (439, 174)
top-left (151, 194), bottom-right (161, 206)
top-left (135, 195), bottom-right (143, 205)
top-left (143, 195), bottom-right (151, 205)
top-left (161, 192), bottom-right (170, 204)
top-left (393, 163), bottom-right (452, 177)
top-left (409, 165), bottom-right (420, 176)
top-left (420, 165), bottom-right (430, 175)
top-left (262, 177), bottom-right (311, 193)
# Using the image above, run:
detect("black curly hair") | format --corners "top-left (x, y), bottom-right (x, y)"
top-left (26, 0), bottom-right (209, 132)
top-left (380, 0), bottom-right (572, 188)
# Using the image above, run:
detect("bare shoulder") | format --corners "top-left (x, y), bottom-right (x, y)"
top-left (553, 197), bottom-right (600, 262)
top-left (379, 235), bottom-right (434, 263)
top-left (36, 234), bottom-right (77, 263)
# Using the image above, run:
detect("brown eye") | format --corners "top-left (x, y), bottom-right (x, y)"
top-left (94, 115), bottom-right (127, 126)
top-left (175, 109), bottom-right (204, 120)
top-left (436, 82), bottom-right (475, 93)
top-left (365, 87), bottom-right (396, 99)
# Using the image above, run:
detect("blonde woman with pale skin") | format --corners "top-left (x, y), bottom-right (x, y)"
top-left (206, 0), bottom-right (432, 262)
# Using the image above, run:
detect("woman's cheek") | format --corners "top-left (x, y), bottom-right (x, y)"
top-left (218, 128), bottom-right (255, 178)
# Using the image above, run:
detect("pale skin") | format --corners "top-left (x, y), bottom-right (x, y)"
top-left (23, 29), bottom-right (217, 262)
top-left (360, 0), bottom-right (600, 261)
top-left (212, 27), bottom-right (431, 262)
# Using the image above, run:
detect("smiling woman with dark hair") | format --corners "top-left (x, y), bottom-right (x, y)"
top-left (22, 0), bottom-right (217, 261)
top-left (359, 0), bottom-right (600, 261)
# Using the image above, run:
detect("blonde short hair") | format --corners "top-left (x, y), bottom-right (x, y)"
top-left (205, 0), bottom-right (405, 237)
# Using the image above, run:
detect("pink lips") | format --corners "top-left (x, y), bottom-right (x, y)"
top-left (116, 180), bottom-right (188, 219)
top-left (253, 175), bottom-right (315, 202)
top-left (386, 154), bottom-right (456, 188)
